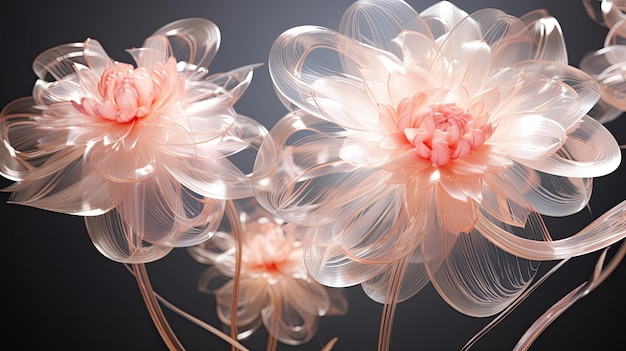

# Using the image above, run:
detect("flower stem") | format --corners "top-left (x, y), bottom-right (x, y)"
top-left (132, 263), bottom-right (184, 350)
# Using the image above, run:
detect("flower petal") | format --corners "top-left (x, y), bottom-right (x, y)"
top-left (85, 208), bottom-right (173, 263)
top-left (149, 17), bottom-right (221, 69)
top-left (362, 247), bottom-right (430, 303)
top-left (269, 25), bottom-right (402, 114)
top-left (424, 224), bottom-right (540, 317)
top-left (116, 171), bottom-right (223, 247)
top-left (488, 114), bottom-right (565, 161)
top-left (339, 0), bottom-right (431, 61)
top-left (520, 10), bottom-right (568, 64)
top-left (516, 115), bottom-right (621, 178)
top-left (476, 202), bottom-right (626, 261)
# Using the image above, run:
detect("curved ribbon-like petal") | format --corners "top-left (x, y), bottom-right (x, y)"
top-left (149, 17), bottom-right (221, 70)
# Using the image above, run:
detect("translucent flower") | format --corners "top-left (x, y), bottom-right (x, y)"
top-left (0, 18), bottom-right (268, 263)
top-left (253, 0), bottom-right (625, 317)
top-left (580, 0), bottom-right (626, 123)
top-left (188, 200), bottom-right (348, 345)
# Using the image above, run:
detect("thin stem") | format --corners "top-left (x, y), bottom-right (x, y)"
top-left (132, 263), bottom-right (185, 351)
top-left (377, 255), bottom-right (409, 351)
top-left (225, 199), bottom-right (243, 351)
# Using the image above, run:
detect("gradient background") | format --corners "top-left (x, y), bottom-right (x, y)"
top-left (0, 1), bottom-right (624, 350)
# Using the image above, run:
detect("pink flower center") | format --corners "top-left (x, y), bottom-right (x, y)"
top-left (396, 98), bottom-right (493, 166)
top-left (241, 221), bottom-right (302, 281)
top-left (72, 58), bottom-right (182, 123)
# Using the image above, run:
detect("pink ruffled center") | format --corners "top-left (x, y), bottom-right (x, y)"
top-left (73, 58), bottom-right (182, 123)
top-left (241, 220), bottom-right (303, 283)
top-left (395, 97), bottom-right (493, 167)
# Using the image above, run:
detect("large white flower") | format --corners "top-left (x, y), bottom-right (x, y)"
top-left (0, 18), bottom-right (268, 263)
top-left (253, 0), bottom-right (625, 317)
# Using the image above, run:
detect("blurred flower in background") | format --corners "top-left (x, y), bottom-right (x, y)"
top-left (581, 0), bottom-right (626, 123)
top-left (188, 199), bottom-right (348, 346)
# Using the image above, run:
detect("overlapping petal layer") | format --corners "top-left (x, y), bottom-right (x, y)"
top-left (0, 18), bottom-right (268, 263)
top-left (256, 0), bottom-right (625, 317)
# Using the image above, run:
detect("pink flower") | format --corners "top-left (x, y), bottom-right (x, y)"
top-left (188, 201), bottom-right (347, 345)
top-left (0, 18), bottom-right (267, 263)
top-left (253, 0), bottom-right (625, 317)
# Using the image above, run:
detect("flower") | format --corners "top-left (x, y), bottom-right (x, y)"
top-left (188, 200), bottom-right (348, 345)
top-left (580, 0), bottom-right (626, 123)
top-left (0, 18), bottom-right (268, 263)
top-left (253, 0), bottom-right (625, 317)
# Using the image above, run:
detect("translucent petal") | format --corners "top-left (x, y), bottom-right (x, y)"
top-left (187, 231), bottom-right (236, 274)
top-left (420, 1), bottom-right (469, 39)
top-left (494, 163), bottom-right (593, 217)
top-left (32, 39), bottom-right (112, 82)
top-left (488, 114), bottom-right (565, 161)
top-left (439, 8), bottom-right (530, 71)
top-left (261, 281), bottom-right (321, 345)
top-left (516, 115), bottom-right (621, 178)
top-left (89, 141), bottom-right (156, 183)
top-left (85, 208), bottom-right (173, 263)
top-left (8, 160), bottom-right (126, 216)
top-left (202, 64), bottom-right (258, 106)
top-left (149, 17), bottom-right (221, 69)
top-left (339, 0), bottom-right (430, 61)
top-left (269, 25), bottom-right (402, 114)
top-left (605, 19), bottom-right (626, 46)
top-left (215, 278), bottom-right (268, 335)
top-left (392, 30), bottom-right (445, 87)
top-left (311, 76), bottom-right (381, 131)
top-left (116, 171), bottom-right (223, 247)
top-left (442, 39), bottom-right (491, 96)
top-left (490, 61), bottom-right (600, 131)
top-left (580, 45), bottom-right (626, 111)
top-left (362, 246), bottom-right (430, 303)
top-left (164, 154), bottom-right (253, 200)
top-left (476, 201), bottom-right (626, 261)
top-left (480, 177), bottom-right (532, 227)
top-left (304, 241), bottom-right (387, 288)
top-left (519, 10), bottom-right (568, 64)
top-left (424, 223), bottom-right (540, 317)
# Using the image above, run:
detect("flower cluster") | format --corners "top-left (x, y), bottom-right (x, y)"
top-left (1, 1), bottom-right (625, 350)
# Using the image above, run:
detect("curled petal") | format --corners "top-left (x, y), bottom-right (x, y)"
top-left (339, 0), bottom-right (430, 60)
top-left (420, 1), bottom-right (469, 39)
top-left (517, 115), bottom-right (621, 178)
top-left (476, 202), bottom-right (626, 260)
top-left (85, 208), bottom-right (173, 263)
top-left (520, 9), bottom-right (568, 64)
top-left (492, 163), bottom-right (593, 217)
top-left (489, 114), bottom-right (565, 161)
top-left (89, 141), bottom-right (156, 183)
top-left (149, 17), bottom-right (221, 69)
top-left (269, 25), bottom-right (402, 113)
top-left (580, 45), bottom-right (626, 111)
top-left (32, 39), bottom-right (112, 82)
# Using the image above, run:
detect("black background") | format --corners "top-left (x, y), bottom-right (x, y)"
top-left (1, 1), bottom-right (624, 350)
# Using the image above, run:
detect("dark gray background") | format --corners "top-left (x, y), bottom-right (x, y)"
top-left (1, 1), bottom-right (624, 350)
